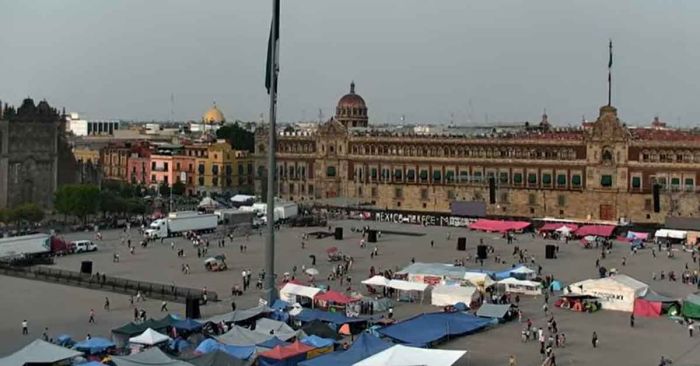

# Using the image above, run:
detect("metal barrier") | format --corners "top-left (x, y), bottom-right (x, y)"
top-left (0, 264), bottom-right (218, 303)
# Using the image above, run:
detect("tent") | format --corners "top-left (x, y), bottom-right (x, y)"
top-left (431, 285), bottom-right (480, 307)
top-left (217, 325), bottom-right (274, 347)
top-left (300, 335), bottom-right (334, 349)
top-left (462, 272), bottom-right (496, 289)
top-left (378, 312), bottom-right (490, 347)
top-left (682, 293), bottom-right (700, 318)
top-left (476, 303), bottom-right (513, 321)
top-left (185, 349), bottom-right (250, 366)
top-left (539, 223), bottom-right (578, 232)
top-left (258, 337), bottom-right (290, 350)
top-left (255, 318), bottom-right (298, 341)
top-left (112, 319), bottom-right (169, 347)
top-left (257, 341), bottom-right (315, 366)
top-left (298, 333), bottom-right (391, 366)
top-left (195, 339), bottom-right (256, 360)
top-left (397, 262), bottom-right (471, 284)
top-left (173, 318), bottom-right (203, 332)
top-left (626, 231), bottom-right (649, 241)
top-left (549, 280), bottom-right (564, 292)
top-left (73, 337), bottom-right (116, 355)
top-left (493, 265), bottom-right (535, 281)
top-left (352, 344), bottom-right (466, 366)
top-left (0, 339), bottom-right (83, 366)
top-left (112, 347), bottom-right (194, 366)
top-left (575, 225), bottom-right (616, 237)
top-left (159, 314), bottom-right (183, 327)
top-left (315, 290), bottom-right (357, 306)
top-left (468, 219), bottom-right (530, 233)
top-left (203, 305), bottom-right (272, 324)
top-left (301, 320), bottom-right (341, 340)
top-left (198, 197), bottom-right (221, 209)
top-left (295, 309), bottom-right (368, 326)
top-left (567, 274), bottom-right (649, 312)
top-left (655, 229), bottom-right (687, 240)
top-left (130, 328), bottom-right (172, 346)
top-left (361, 276), bottom-right (391, 287)
top-left (498, 278), bottom-right (542, 296)
top-left (279, 283), bottom-right (322, 304)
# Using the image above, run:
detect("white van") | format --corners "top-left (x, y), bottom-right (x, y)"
top-left (72, 240), bottom-right (97, 253)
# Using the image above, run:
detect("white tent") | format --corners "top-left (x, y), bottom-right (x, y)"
top-left (198, 196), bottom-right (220, 209)
top-left (566, 274), bottom-right (648, 312)
top-left (353, 344), bottom-right (466, 366)
top-left (431, 285), bottom-right (480, 307)
top-left (128, 328), bottom-right (171, 346)
top-left (498, 277), bottom-right (542, 295)
top-left (463, 272), bottom-right (496, 289)
top-left (279, 283), bottom-right (321, 304)
top-left (509, 266), bottom-right (536, 280)
top-left (362, 275), bottom-right (391, 287)
top-left (387, 279), bottom-right (429, 292)
top-left (556, 226), bottom-right (573, 236)
top-left (655, 229), bottom-right (687, 240)
top-left (231, 194), bottom-right (255, 203)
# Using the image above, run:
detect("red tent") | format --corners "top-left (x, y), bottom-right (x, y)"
top-left (539, 223), bottom-right (579, 232)
top-left (575, 225), bottom-right (616, 237)
top-left (468, 219), bottom-right (530, 233)
top-left (258, 341), bottom-right (314, 360)
top-left (315, 290), bottom-right (356, 305)
top-left (633, 298), bottom-right (662, 317)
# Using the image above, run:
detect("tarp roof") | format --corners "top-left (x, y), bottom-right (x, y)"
top-left (198, 197), bottom-right (220, 208)
top-left (129, 328), bottom-right (172, 345)
top-left (173, 318), bottom-right (203, 332)
top-left (295, 309), bottom-right (369, 326)
top-left (468, 219), bottom-right (530, 233)
top-left (112, 319), bottom-right (169, 336)
top-left (159, 314), bottom-right (183, 327)
top-left (280, 283), bottom-right (322, 300)
top-left (112, 347), bottom-right (194, 366)
top-left (575, 225), bottom-right (616, 237)
top-left (258, 341), bottom-right (314, 360)
top-left (316, 290), bottom-right (356, 305)
top-left (432, 285), bottom-right (478, 298)
top-left (298, 333), bottom-right (392, 366)
top-left (655, 229), bottom-right (687, 239)
top-left (685, 293), bottom-right (700, 305)
top-left (195, 339), bottom-right (255, 360)
top-left (476, 303), bottom-right (512, 319)
top-left (204, 305), bottom-right (271, 324)
top-left (216, 326), bottom-right (274, 347)
top-left (73, 337), bottom-right (116, 354)
top-left (641, 290), bottom-right (678, 303)
top-left (539, 223), bottom-right (578, 232)
top-left (301, 320), bottom-right (341, 340)
top-left (387, 279), bottom-right (428, 292)
top-left (378, 312), bottom-right (490, 347)
top-left (397, 262), bottom-right (467, 279)
top-left (185, 349), bottom-right (250, 366)
top-left (361, 275), bottom-right (391, 287)
top-left (352, 344), bottom-right (466, 366)
top-left (254, 318), bottom-right (297, 341)
top-left (300, 335), bottom-right (335, 348)
top-left (0, 339), bottom-right (83, 366)
top-left (462, 272), bottom-right (496, 288)
top-left (498, 277), bottom-right (541, 287)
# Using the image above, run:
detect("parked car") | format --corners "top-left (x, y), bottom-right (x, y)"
top-left (72, 240), bottom-right (97, 253)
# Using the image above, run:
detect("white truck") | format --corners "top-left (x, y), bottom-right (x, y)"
top-left (260, 202), bottom-right (299, 224)
top-left (0, 234), bottom-right (52, 260)
top-left (145, 211), bottom-right (218, 239)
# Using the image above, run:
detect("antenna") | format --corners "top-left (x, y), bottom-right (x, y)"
top-left (170, 93), bottom-right (174, 123)
top-left (318, 108), bottom-right (323, 124)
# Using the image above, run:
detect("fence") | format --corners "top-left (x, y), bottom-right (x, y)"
top-left (0, 264), bottom-right (218, 303)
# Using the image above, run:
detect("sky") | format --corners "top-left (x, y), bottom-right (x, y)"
top-left (2, 0), bottom-right (700, 126)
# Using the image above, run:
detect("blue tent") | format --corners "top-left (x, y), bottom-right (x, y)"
top-left (493, 264), bottom-right (527, 280)
top-left (258, 337), bottom-right (289, 349)
top-left (271, 299), bottom-right (290, 311)
top-left (56, 334), bottom-right (73, 347)
top-left (295, 309), bottom-right (368, 326)
top-left (298, 333), bottom-right (391, 366)
top-left (300, 335), bottom-right (335, 348)
top-left (549, 280), bottom-right (564, 292)
top-left (173, 318), bottom-right (203, 332)
top-left (73, 337), bottom-right (116, 354)
top-left (195, 339), bottom-right (255, 360)
top-left (169, 338), bottom-right (191, 353)
top-left (378, 312), bottom-right (490, 347)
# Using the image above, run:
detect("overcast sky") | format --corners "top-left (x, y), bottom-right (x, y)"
top-left (2, 0), bottom-right (700, 126)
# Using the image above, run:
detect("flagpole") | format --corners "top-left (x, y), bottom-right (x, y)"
top-left (265, 0), bottom-right (280, 304)
top-left (608, 39), bottom-right (613, 106)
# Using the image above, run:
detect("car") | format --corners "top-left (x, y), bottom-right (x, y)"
top-left (72, 240), bottom-right (98, 253)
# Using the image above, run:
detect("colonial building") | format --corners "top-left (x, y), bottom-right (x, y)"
top-left (254, 83), bottom-right (700, 224)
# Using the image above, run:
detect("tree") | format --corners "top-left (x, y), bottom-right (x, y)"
top-left (54, 184), bottom-right (100, 222)
top-left (158, 182), bottom-right (170, 197)
top-left (216, 123), bottom-right (254, 152)
top-left (99, 191), bottom-right (128, 216)
top-left (126, 198), bottom-right (147, 215)
top-left (172, 181), bottom-right (186, 196)
top-left (14, 203), bottom-right (44, 224)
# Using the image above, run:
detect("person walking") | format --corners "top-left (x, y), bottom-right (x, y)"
top-left (42, 327), bottom-right (49, 341)
top-left (689, 322), bottom-right (694, 337)
top-left (630, 314), bottom-right (635, 328)
top-left (592, 331), bottom-right (598, 348)
top-left (509, 354), bottom-right (517, 366)
top-left (104, 297), bottom-right (110, 311)
top-left (21, 320), bottom-right (28, 335)
top-left (88, 309), bottom-right (95, 324)
top-left (161, 301), bottom-right (168, 312)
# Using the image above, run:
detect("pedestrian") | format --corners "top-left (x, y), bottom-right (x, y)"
top-left (231, 301), bottom-right (236, 311)
top-left (88, 309), bottom-right (95, 323)
top-left (133, 308), bottom-right (139, 321)
top-left (509, 354), bottom-right (517, 366)
top-left (171, 242), bottom-right (175, 250)
top-left (622, 256), bottom-right (626, 266)
top-left (430, 240), bottom-right (434, 248)
top-left (161, 301), bottom-right (168, 312)
top-left (129, 246), bottom-right (134, 255)
top-left (630, 314), bottom-right (635, 328)
top-left (592, 331), bottom-right (598, 348)
top-left (104, 297), bottom-right (110, 311)
top-left (689, 322), bottom-right (694, 337)
top-left (42, 327), bottom-right (49, 341)
top-left (21, 320), bottom-right (28, 335)
top-left (388, 307), bottom-right (394, 319)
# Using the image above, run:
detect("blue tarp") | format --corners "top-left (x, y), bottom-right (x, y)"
top-left (173, 318), bottom-right (203, 332)
top-left (493, 264), bottom-right (527, 280)
top-left (195, 339), bottom-right (255, 360)
top-left (258, 337), bottom-right (289, 349)
top-left (298, 333), bottom-right (391, 366)
top-left (73, 337), bottom-right (116, 354)
top-left (271, 299), bottom-right (290, 311)
top-left (377, 312), bottom-right (490, 347)
top-left (77, 362), bottom-right (105, 366)
top-left (549, 280), bottom-right (563, 291)
top-left (169, 338), bottom-right (191, 353)
top-left (300, 335), bottom-right (334, 348)
top-left (57, 334), bottom-right (73, 347)
top-left (295, 309), bottom-right (368, 326)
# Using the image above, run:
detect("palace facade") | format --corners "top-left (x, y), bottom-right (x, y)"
top-left (254, 83), bottom-right (700, 224)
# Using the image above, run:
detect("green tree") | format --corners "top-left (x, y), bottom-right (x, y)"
top-left (216, 123), bottom-right (254, 152)
top-left (13, 203), bottom-right (44, 224)
top-left (54, 184), bottom-right (100, 222)
top-left (126, 198), bottom-right (147, 215)
top-left (99, 191), bottom-right (128, 216)
top-left (172, 181), bottom-right (186, 196)
top-left (159, 182), bottom-right (170, 197)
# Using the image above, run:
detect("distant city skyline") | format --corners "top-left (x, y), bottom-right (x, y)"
top-left (2, 1), bottom-right (700, 126)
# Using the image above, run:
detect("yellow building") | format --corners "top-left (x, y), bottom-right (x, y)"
top-left (73, 146), bottom-right (101, 165)
top-left (189, 140), bottom-right (254, 195)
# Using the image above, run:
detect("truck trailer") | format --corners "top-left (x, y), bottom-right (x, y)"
top-left (0, 234), bottom-right (52, 261)
top-left (145, 211), bottom-right (218, 239)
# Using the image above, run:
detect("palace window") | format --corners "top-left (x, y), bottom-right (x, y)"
top-left (370, 168), bottom-right (377, 180)
top-left (572, 174), bottom-right (582, 187)
top-left (671, 177), bottom-right (681, 190)
top-left (556, 174), bottom-right (567, 187)
top-left (527, 173), bottom-right (537, 186)
top-left (601, 175), bottom-right (613, 187)
top-left (419, 170), bottom-right (428, 182)
top-left (308, 185), bottom-right (314, 195)
top-left (446, 170), bottom-right (455, 183)
top-left (326, 166), bottom-right (336, 177)
top-left (499, 172), bottom-right (509, 184)
top-left (473, 171), bottom-right (483, 183)
top-left (394, 169), bottom-right (403, 181)
top-left (407, 169), bottom-right (416, 182)
top-left (631, 176), bottom-right (641, 189)
top-left (433, 170), bottom-right (441, 182)
top-left (513, 173), bottom-right (523, 185)
top-left (542, 173), bottom-right (552, 186)
top-left (459, 171), bottom-right (469, 184)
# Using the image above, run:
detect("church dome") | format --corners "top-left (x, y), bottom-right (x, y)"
top-left (337, 81), bottom-right (366, 108)
top-left (202, 103), bottom-right (225, 124)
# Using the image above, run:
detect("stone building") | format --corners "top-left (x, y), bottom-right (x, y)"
top-left (0, 98), bottom-right (62, 209)
top-left (254, 84), bottom-right (700, 224)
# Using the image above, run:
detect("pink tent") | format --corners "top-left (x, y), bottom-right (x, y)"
top-left (539, 223), bottom-right (579, 232)
top-left (469, 219), bottom-right (531, 233)
top-left (575, 225), bottom-right (616, 237)
top-left (633, 298), bottom-right (661, 317)
top-left (315, 290), bottom-right (356, 305)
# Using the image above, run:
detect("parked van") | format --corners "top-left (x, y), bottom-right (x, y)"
top-left (72, 240), bottom-right (97, 253)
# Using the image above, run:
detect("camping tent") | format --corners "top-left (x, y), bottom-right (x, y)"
top-left (185, 349), bottom-right (250, 366)
top-left (361, 276), bottom-right (391, 287)
top-left (352, 344), bottom-right (466, 366)
top-left (0, 339), bottom-right (83, 366)
top-left (300, 319), bottom-right (341, 340)
top-left (387, 279), bottom-right (429, 302)
top-left (431, 285), bottom-right (480, 307)
top-left (129, 328), bottom-right (172, 346)
top-left (112, 347), bottom-right (194, 366)
top-left (73, 337), bottom-right (116, 355)
top-left (655, 229), bottom-right (687, 240)
top-left (255, 317), bottom-right (298, 341)
top-left (682, 293), bottom-right (700, 318)
top-left (476, 303), bottom-right (513, 321)
top-left (279, 283), bottom-right (321, 304)
top-left (257, 341), bottom-right (315, 366)
top-left (173, 319), bottom-right (203, 333)
top-left (217, 325), bottom-right (274, 347)
top-left (498, 278), bottom-right (542, 296)
top-left (378, 312), bottom-right (489, 347)
top-left (112, 319), bottom-right (169, 347)
top-left (298, 333), bottom-right (391, 366)
top-left (567, 274), bottom-right (648, 312)
top-left (195, 339), bottom-right (256, 360)
top-left (493, 265), bottom-right (535, 281)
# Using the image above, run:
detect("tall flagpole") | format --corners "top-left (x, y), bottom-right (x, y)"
top-left (265, 0), bottom-right (280, 304)
top-left (608, 39), bottom-right (613, 106)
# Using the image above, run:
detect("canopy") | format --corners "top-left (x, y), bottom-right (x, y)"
top-left (185, 350), bottom-right (250, 366)
top-left (298, 333), bottom-right (391, 366)
top-left (655, 229), bottom-right (687, 239)
top-left (398, 262), bottom-right (471, 283)
top-left (73, 337), bottom-right (116, 354)
top-left (626, 231), bottom-right (649, 241)
top-left (575, 225), bottom-right (616, 237)
top-left (634, 298), bottom-right (662, 317)
top-left (173, 318), bottom-right (203, 332)
top-left (463, 272), bottom-right (496, 288)
top-left (431, 285), bottom-right (479, 307)
top-left (255, 318), bottom-right (298, 341)
top-left (493, 264), bottom-right (535, 281)
top-left (476, 303), bottom-right (512, 319)
top-left (352, 344), bottom-right (466, 366)
top-left (378, 312), bottom-right (489, 347)
top-left (387, 279), bottom-right (428, 292)
top-left (231, 194), bottom-right (255, 203)
top-left (112, 318), bottom-right (169, 336)
top-left (204, 305), bottom-right (271, 324)
top-left (217, 326), bottom-right (274, 347)
top-left (258, 341), bottom-right (314, 360)
top-left (301, 319), bottom-right (341, 340)
top-left (195, 339), bottom-right (255, 360)
top-left (682, 293), bottom-right (700, 318)
top-left (113, 347), bottom-right (194, 366)
top-left (468, 219), bottom-right (530, 233)
top-left (567, 274), bottom-right (649, 312)
top-left (198, 197), bottom-right (220, 208)
top-left (0, 339), bottom-right (83, 366)
top-left (498, 278), bottom-right (542, 295)
top-left (539, 223), bottom-right (578, 232)
top-left (300, 335), bottom-right (335, 348)
top-left (129, 328), bottom-right (172, 346)
top-left (361, 275), bottom-right (390, 287)
top-left (280, 283), bottom-right (322, 303)
top-left (316, 290), bottom-right (356, 305)
top-left (257, 337), bottom-right (289, 349)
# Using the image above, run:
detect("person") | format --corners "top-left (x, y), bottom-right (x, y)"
top-left (161, 301), bottom-right (168, 312)
top-left (689, 322), bottom-right (694, 337)
top-left (231, 301), bottom-right (236, 311)
top-left (509, 354), bottom-right (517, 366)
top-left (42, 327), bottom-right (49, 341)
top-left (430, 240), bottom-right (434, 248)
top-left (630, 314), bottom-right (635, 328)
top-left (592, 331), bottom-right (598, 348)
top-left (388, 307), bottom-right (394, 319)
top-left (22, 320), bottom-right (28, 335)
top-left (89, 309), bottom-right (95, 324)
top-left (104, 297), bottom-right (110, 311)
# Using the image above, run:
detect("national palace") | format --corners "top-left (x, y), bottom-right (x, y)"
top-left (254, 83), bottom-right (700, 224)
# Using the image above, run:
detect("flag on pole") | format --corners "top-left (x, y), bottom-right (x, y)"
top-left (608, 39), bottom-right (613, 68)
top-left (265, 0), bottom-right (280, 95)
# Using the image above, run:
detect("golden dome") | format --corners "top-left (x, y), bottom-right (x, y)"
top-left (202, 103), bottom-right (225, 124)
